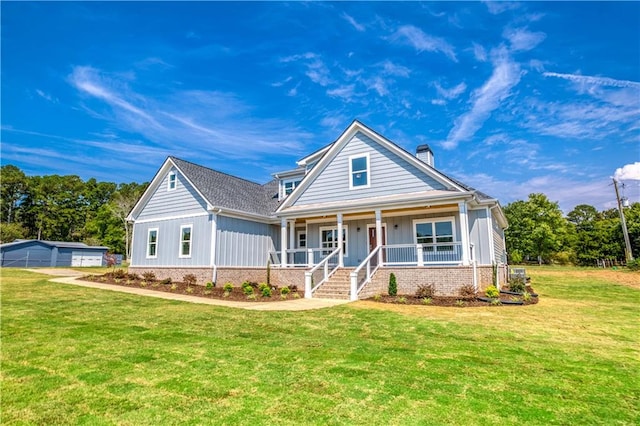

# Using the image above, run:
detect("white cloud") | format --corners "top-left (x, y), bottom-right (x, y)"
top-left (483, 1), bottom-right (521, 15)
top-left (614, 162), bottom-right (640, 181)
top-left (305, 59), bottom-right (332, 86)
top-left (364, 76), bottom-right (389, 97)
top-left (431, 99), bottom-right (446, 106)
top-left (443, 48), bottom-right (522, 149)
top-left (35, 89), bottom-right (56, 103)
top-left (503, 27), bottom-right (546, 51)
top-left (435, 82), bottom-right (467, 100)
top-left (391, 25), bottom-right (457, 62)
top-left (543, 72), bottom-right (640, 89)
top-left (472, 42), bottom-right (487, 62)
top-left (327, 85), bottom-right (356, 99)
top-left (380, 60), bottom-right (411, 77)
top-left (341, 12), bottom-right (365, 32)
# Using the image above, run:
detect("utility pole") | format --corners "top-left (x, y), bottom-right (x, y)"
top-left (613, 178), bottom-right (634, 262)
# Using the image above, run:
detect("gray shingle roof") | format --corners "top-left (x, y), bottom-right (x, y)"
top-left (1, 240), bottom-right (108, 250)
top-left (170, 157), bottom-right (280, 217)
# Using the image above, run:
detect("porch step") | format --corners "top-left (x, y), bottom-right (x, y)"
top-left (313, 268), bottom-right (354, 300)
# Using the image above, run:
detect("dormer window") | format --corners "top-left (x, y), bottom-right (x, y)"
top-left (281, 179), bottom-right (301, 199)
top-left (349, 153), bottom-right (370, 189)
top-left (168, 172), bottom-right (176, 191)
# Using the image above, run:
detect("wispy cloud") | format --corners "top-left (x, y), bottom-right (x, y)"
top-left (327, 84), bottom-right (356, 99)
top-left (35, 89), bottom-right (57, 103)
top-left (435, 82), bottom-right (467, 100)
top-left (391, 25), bottom-right (457, 62)
top-left (543, 72), bottom-right (640, 89)
top-left (444, 48), bottom-right (522, 149)
top-left (341, 12), bottom-right (365, 32)
top-left (483, 1), bottom-right (521, 15)
top-left (472, 42), bottom-right (487, 62)
top-left (503, 27), bottom-right (546, 51)
top-left (379, 60), bottom-right (410, 77)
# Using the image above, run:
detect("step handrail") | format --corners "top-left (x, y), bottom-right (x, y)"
top-left (304, 247), bottom-right (341, 298)
top-left (350, 245), bottom-right (382, 301)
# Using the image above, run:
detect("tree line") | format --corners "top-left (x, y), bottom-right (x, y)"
top-left (503, 193), bottom-right (639, 266)
top-left (0, 165), bottom-right (147, 259)
top-left (1, 165), bottom-right (638, 266)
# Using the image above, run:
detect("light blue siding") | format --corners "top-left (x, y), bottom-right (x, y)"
top-left (293, 132), bottom-right (448, 206)
top-left (492, 211), bottom-right (506, 263)
top-left (132, 214), bottom-right (212, 266)
top-left (468, 209), bottom-right (492, 265)
top-left (216, 216), bottom-right (278, 267)
top-left (137, 167), bottom-right (208, 220)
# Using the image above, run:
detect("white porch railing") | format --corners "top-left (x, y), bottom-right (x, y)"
top-left (269, 248), bottom-right (330, 267)
top-left (350, 245), bottom-right (383, 301)
top-left (304, 247), bottom-right (341, 298)
top-left (384, 242), bottom-right (463, 266)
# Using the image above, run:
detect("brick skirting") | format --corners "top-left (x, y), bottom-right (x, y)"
top-left (128, 266), bottom-right (214, 285)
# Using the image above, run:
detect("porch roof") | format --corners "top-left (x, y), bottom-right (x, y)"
top-left (277, 189), bottom-right (473, 217)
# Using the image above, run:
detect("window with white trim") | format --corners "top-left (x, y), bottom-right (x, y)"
top-left (414, 218), bottom-right (455, 252)
top-left (319, 226), bottom-right (348, 257)
top-left (349, 153), bottom-right (370, 189)
top-left (147, 228), bottom-right (158, 258)
top-left (297, 231), bottom-right (307, 248)
top-left (281, 179), bottom-right (301, 199)
top-left (168, 172), bottom-right (177, 191)
top-left (179, 225), bottom-right (192, 258)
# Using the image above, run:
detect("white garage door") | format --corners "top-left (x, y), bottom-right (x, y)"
top-left (71, 251), bottom-right (103, 267)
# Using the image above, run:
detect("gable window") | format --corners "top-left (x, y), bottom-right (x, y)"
top-left (168, 172), bottom-right (177, 191)
top-left (319, 226), bottom-right (348, 257)
top-left (414, 218), bottom-right (455, 252)
top-left (281, 179), bottom-right (301, 199)
top-left (147, 228), bottom-right (158, 258)
top-left (349, 153), bottom-right (370, 189)
top-left (179, 225), bottom-right (192, 258)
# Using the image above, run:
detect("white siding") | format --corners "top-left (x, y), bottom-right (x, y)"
top-left (468, 209), bottom-right (492, 265)
top-left (293, 132), bottom-right (448, 206)
top-left (492, 211), bottom-right (506, 264)
top-left (138, 167), bottom-right (208, 220)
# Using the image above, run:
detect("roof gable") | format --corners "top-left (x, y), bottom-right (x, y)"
top-left (278, 120), bottom-right (468, 212)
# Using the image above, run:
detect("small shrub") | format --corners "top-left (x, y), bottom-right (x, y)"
top-left (455, 300), bottom-right (466, 307)
top-left (509, 277), bottom-right (526, 293)
top-left (223, 290), bottom-right (231, 298)
top-left (127, 273), bottom-right (141, 281)
top-left (388, 273), bottom-right (397, 296)
top-left (415, 283), bottom-right (434, 298)
top-left (125, 279), bottom-right (132, 285)
top-left (160, 278), bottom-right (172, 285)
top-left (280, 294), bottom-right (288, 300)
top-left (422, 297), bottom-right (432, 305)
top-left (490, 298), bottom-right (502, 306)
top-left (397, 296), bottom-right (407, 304)
top-left (223, 282), bottom-right (233, 292)
top-left (247, 293), bottom-right (257, 301)
top-left (183, 274), bottom-right (197, 287)
top-left (99, 276), bottom-right (107, 282)
top-left (627, 258), bottom-right (640, 271)
top-left (205, 281), bottom-right (214, 290)
top-left (280, 286), bottom-right (291, 296)
top-left (293, 293), bottom-right (300, 299)
top-left (243, 285), bottom-right (254, 296)
top-left (139, 281), bottom-right (147, 287)
top-left (458, 284), bottom-right (476, 298)
top-left (242, 281), bottom-right (253, 290)
top-left (113, 269), bottom-right (126, 279)
top-left (258, 282), bottom-right (269, 291)
top-left (522, 291), bottom-right (532, 302)
top-left (170, 284), bottom-right (177, 291)
top-left (485, 285), bottom-right (499, 299)
top-left (185, 287), bottom-right (194, 294)
top-left (261, 286), bottom-right (272, 298)
top-left (373, 294), bottom-right (382, 302)
top-left (114, 278), bottom-right (122, 284)
top-left (142, 272), bottom-right (156, 282)
top-left (203, 289), bottom-right (212, 295)
top-left (151, 282), bottom-right (160, 288)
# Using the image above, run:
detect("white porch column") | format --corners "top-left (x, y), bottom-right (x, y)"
top-left (337, 213), bottom-right (344, 267)
top-left (281, 218), bottom-right (288, 267)
top-left (289, 219), bottom-right (296, 256)
top-left (210, 211), bottom-right (218, 283)
top-left (459, 202), bottom-right (471, 266)
top-left (375, 209), bottom-right (383, 265)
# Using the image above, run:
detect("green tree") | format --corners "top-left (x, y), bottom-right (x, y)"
top-left (0, 165), bottom-right (28, 224)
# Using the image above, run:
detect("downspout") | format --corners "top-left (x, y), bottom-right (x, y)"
top-left (210, 208), bottom-right (222, 284)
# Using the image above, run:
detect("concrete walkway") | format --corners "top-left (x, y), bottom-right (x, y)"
top-left (35, 271), bottom-right (350, 311)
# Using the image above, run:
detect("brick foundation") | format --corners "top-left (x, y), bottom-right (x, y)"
top-left (128, 267), bottom-right (214, 285)
top-left (214, 267), bottom-right (306, 289)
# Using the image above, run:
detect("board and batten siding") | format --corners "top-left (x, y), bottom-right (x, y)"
top-left (492, 212), bottom-right (506, 264)
top-left (216, 215), bottom-right (278, 267)
top-left (293, 132), bottom-right (448, 206)
top-left (131, 214), bottom-right (212, 267)
top-left (468, 209), bottom-right (492, 265)
top-left (137, 166), bottom-right (209, 221)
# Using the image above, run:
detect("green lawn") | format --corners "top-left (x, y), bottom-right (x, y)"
top-left (1, 267), bottom-right (638, 425)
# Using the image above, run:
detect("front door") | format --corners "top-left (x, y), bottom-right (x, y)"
top-left (368, 226), bottom-right (386, 266)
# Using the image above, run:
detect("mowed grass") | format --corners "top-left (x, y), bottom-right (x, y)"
top-left (1, 268), bottom-right (638, 425)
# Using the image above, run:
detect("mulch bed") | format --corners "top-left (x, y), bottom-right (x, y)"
top-left (83, 272), bottom-right (302, 302)
top-left (368, 286), bottom-right (539, 307)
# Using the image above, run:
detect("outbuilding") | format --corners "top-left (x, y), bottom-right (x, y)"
top-left (0, 240), bottom-right (109, 268)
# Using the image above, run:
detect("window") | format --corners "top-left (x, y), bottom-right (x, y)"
top-left (179, 225), bottom-right (192, 258)
top-left (414, 218), bottom-right (455, 252)
top-left (282, 179), bottom-right (301, 198)
top-left (297, 231), bottom-right (307, 248)
top-left (168, 172), bottom-right (177, 191)
top-left (147, 228), bottom-right (158, 258)
top-left (319, 226), bottom-right (348, 256)
top-left (349, 153), bottom-right (370, 189)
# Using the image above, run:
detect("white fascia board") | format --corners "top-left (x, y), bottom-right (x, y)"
top-left (211, 206), bottom-right (279, 224)
top-left (296, 145), bottom-right (332, 167)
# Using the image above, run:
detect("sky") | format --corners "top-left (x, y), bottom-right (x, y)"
top-left (2, 1), bottom-right (639, 213)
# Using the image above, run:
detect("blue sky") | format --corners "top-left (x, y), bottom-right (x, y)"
top-left (2, 1), bottom-right (639, 212)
